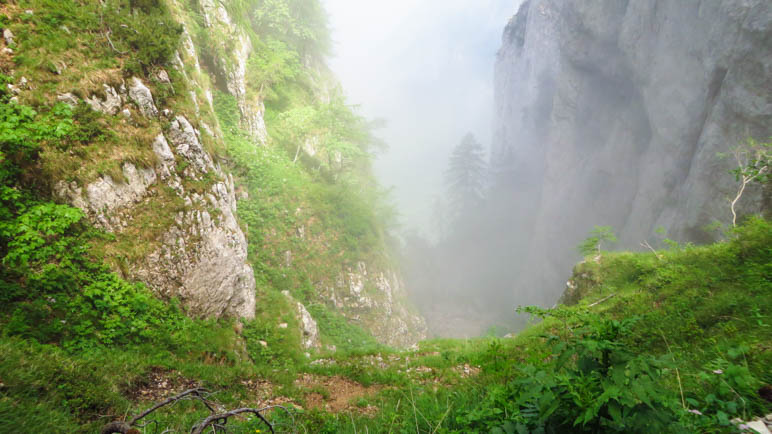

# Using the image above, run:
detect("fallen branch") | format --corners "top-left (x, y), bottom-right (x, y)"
top-left (587, 293), bottom-right (616, 308)
top-left (100, 388), bottom-right (213, 434)
top-left (105, 30), bottom-right (128, 55)
top-left (640, 240), bottom-right (662, 260)
top-left (191, 405), bottom-right (291, 434)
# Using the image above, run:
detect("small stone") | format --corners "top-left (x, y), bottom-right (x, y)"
top-left (121, 108), bottom-right (131, 118)
top-left (9, 96), bottom-right (17, 104)
top-left (278, 323), bottom-right (288, 329)
top-left (24, 10), bottom-right (33, 15)
top-left (746, 420), bottom-right (771, 434)
top-left (161, 108), bottom-right (172, 117)
top-left (304, 352), bottom-right (311, 358)
top-left (60, 25), bottom-right (70, 34)
top-left (156, 69), bottom-right (171, 84)
top-left (2, 28), bottom-right (14, 46)
top-left (259, 340), bottom-right (267, 347)
top-left (85, 84), bottom-right (122, 115)
top-left (1, 47), bottom-right (12, 55)
top-left (57, 92), bottom-right (79, 107)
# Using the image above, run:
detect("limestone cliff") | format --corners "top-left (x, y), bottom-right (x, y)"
top-left (4, 0), bottom-right (425, 346)
top-left (494, 0), bottom-right (772, 304)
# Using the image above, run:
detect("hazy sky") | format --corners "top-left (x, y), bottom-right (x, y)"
top-left (323, 0), bottom-right (522, 235)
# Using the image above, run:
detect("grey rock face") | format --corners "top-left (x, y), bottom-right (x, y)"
top-left (326, 263), bottom-right (427, 348)
top-left (494, 0), bottom-right (772, 305)
top-left (56, 132), bottom-right (255, 319)
top-left (282, 291), bottom-right (321, 350)
top-left (167, 115), bottom-right (214, 175)
top-left (57, 92), bottom-right (79, 107)
top-left (128, 77), bottom-right (159, 118)
top-left (85, 84), bottom-right (122, 115)
top-left (55, 162), bottom-right (156, 231)
top-left (197, 0), bottom-right (268, 143)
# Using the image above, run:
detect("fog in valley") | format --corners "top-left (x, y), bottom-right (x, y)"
top-left (324, 0), bottom-right (771, 337)
top-left (325, 0), bottom-right (529, 336)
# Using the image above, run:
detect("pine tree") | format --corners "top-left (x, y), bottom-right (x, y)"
top-left (445, 133), bottom-right (487, 221)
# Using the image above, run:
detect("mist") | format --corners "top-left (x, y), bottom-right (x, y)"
top-left (323, 0), bottom-right (771, 338)
top-left (325, 0), bottom-right (522, 235)
top-left (323, 0), bottom-right (529, 337)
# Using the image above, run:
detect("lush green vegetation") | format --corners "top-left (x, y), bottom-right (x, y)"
top-left (297, 218), bottom-right (771, 433)
top-left (1, 0), bottom-right (769, 432)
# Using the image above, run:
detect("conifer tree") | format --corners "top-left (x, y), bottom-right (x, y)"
top-left (444, 133), bottom-right (487, 222)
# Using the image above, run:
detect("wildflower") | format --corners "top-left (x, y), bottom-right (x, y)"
top-left (713, 369), bottom-right (723, 374)
top-left (687, 409), bottom-right (703, 415)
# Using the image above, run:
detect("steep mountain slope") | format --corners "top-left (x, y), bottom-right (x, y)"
top-left (493, 0), bottom-right (772, 305)
top-left (0, 0), bottom-right (424, 348)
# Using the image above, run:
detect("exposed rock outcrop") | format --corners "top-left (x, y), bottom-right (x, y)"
top-left (166, 115), bottom-right (214, 175)
top-left (128, 77), bottom-right (159, 118)
top-left (494, 0), bottom-right (772, 305)
top-left (55, 162), bottom-right (156, 231)
top-left (85, 84), bottom-right (122, 115)
top-left (197, 0), bottom-right (268, 143)
top-left (55, 82), bottom-right (256, 319)
top-left (324, 262), bottom-right (427, 347)
top-left (138, 181), bottom-right (256, 319)
top-left (57, 92), bottom-right (79, 107)
top-left (3, 28), bottom-right (14, 46)
top-left (282, 291), bottom-right (321, 350)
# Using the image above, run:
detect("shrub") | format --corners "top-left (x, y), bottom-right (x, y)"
top-left (103, 0), bottom-right (183, 74)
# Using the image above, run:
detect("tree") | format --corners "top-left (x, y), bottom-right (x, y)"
top-left (726, 138), bottom-right (770, 227)
top-left (445, 133), bottom-right (487, 220)
top-left (578, 226), bottom-right (618, 256)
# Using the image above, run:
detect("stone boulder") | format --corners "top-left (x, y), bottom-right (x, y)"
top-left (128, 77), bottom-right (159, 118)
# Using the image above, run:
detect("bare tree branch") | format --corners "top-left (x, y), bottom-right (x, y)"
top-left (640, 240), bottom-right (662, 260)
top-left (100, 388), bottom-right (214, 434)
top-left (588, 293), bottom-right (616, 308)
top-left (191, 406), bottom-right (288, 434)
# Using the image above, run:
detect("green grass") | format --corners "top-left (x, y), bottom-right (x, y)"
top-left (285, 218), bottom-right (772, 433)
top-left (2, 0), bottom-right (769, 432)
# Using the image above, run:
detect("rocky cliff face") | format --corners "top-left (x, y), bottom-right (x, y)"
top-left (25, 0), bottom-right (425, 346)
top-left (54, 78), bottom-right (257, 319)
top-left (495, 0), bottom-right (772, 304)
top-left (324, 262), bottom-right (427, 348)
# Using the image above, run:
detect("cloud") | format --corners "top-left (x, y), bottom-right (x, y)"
top-left (324, 0), bottom-right (522, 234)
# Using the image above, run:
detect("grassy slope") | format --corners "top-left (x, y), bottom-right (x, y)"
top-left (1, 0), bottom-right (770, 432)
top-left (0, 0), bottom-right (395, 432)
top-left (300, 218), bottom-right (771, 433)
top-left (3, 218), bottom-right (766, 432)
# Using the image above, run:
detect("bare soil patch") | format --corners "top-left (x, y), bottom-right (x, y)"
top-left (295, 374), bottom-right (381, 415)
top-left (127, 367), bottom-right (200, 402)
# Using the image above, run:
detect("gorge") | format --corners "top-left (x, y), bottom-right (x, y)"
top-left (0, 0), bottom-right (769, 432)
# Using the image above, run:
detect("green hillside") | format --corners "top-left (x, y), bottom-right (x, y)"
top-left (0, 0), bottom-right (770, 433)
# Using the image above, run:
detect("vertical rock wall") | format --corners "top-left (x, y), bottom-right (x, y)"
top-left (494, 0), bottom-right (772, 304)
